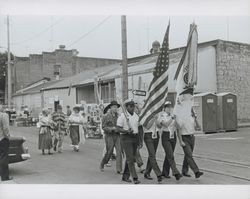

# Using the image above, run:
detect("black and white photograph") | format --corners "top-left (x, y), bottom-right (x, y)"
top-left (0, 0), bottom-right (250, 198)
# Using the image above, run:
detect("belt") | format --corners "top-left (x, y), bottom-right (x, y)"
top-left (120, 133), bottom-right (138, 136)
top-left (182, 134), bottom-right (194, 137)
top-left (162, 131), bottom-right (170, 133)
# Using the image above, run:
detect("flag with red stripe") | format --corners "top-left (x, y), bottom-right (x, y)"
top-left (139, 22), bottom-right (170, 129)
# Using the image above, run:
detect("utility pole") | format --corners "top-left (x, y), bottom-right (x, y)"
top-left (7, 15), bottom-right (11, 107)
top-left (121, 15), bottom-right (128, 101)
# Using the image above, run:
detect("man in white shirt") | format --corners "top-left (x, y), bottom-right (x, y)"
top-left (143, 114), bottom-right (163, 183)
top-left (0, 104), bottom-right (13, 181)
top-left (117, 99), bottom-right (142, 184)
top-left (174, 89), bottom-right (203, 178)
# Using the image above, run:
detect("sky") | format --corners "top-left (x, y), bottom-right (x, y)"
top-left (0, 15), bottom-right (249, 59)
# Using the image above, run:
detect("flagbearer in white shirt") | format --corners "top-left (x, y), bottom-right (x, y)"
top-left (156, 101), bottom-right (182, 181)
top-left (142, 114), bottom-right (163, 183)
top-left (174, 88), bottom-right (203, 178)
top-left (117, 99), bottom-right (142, 184)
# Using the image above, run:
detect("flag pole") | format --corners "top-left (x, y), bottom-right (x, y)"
top-left (7, 15), bottom-right (12, 108)
top-left (121, 15), bottom-right (128, 101)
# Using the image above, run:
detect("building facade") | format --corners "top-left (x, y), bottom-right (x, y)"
top-left (13, 45), bottom-right (120, 92)
top-left (13, 40), bottom-right (250, 123)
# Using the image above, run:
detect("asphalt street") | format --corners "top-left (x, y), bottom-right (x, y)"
top-left (2, 126), bottom-right (250, 184)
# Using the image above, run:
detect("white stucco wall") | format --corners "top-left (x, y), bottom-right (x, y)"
top-left (115, 46), bottom-right (217, 102)
top-left (13, 93), bottom-right (42, 117)
top-left (42, 88), bottom-right (77, 111)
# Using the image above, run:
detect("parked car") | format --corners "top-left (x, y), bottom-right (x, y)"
top-left (9, 136), bottom-right (30, 164)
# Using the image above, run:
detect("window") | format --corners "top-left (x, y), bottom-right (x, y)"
top-left (100, 81), bottom-right (115, 103)
top-left (54, 65), bottom-right (61, 76)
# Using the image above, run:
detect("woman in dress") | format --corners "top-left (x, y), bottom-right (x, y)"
top-left (68, 106), bottom-right (85, 152)
top-left (38, 109), bottom-right (54, 155)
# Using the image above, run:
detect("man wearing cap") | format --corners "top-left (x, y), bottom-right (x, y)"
top-left (51, 105), bottom-right (67, 153)
top-left (174, 88), bottom-right (203, 178)
top-left (117, 99), bottom-right (142, 184)
top-left (100, 101), bottom-right (122, 174)
top-left (156, 101), bottom-right (182, 181)
top-left (143, 114), bottom-right (163, 183)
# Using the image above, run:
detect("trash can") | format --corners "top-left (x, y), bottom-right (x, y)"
top-left (217, 92), bottom-right (237, 131)
top-left (193, 92), bottom-right (218, 133)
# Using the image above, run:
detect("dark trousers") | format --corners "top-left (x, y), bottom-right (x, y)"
top-left (0, 138), bottom-right (10, 181)
top-left (144, 132), bottom-right (162, 177)
top-left (161, 131), bottom-right (180, 176)
top-left (121, 134), bottom-right (139, 180)
top-left (135, 148), bottom-right (143, 167)
top-left (101, 133), bottom-right (122, 172)
top-left (182, 135), bottom-right (199, 174)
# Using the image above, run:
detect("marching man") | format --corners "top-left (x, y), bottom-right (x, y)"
top-left (173, 22), bottom-right (203, 178)
top-left (117, 99), bottom-right (142, 184)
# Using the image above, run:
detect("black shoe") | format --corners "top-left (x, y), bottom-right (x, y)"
top-left (48, 152), bottom-right (53, 155)
top-left (174, 173), bottom-right (183, 181)
top-left (133, 179), bottom-right (141, 184)
top-left (99, 164), bottom-right (104, 172)
top-left (157, 175), bottom-right (163, 183)
top-left (2, 176), bottom-right (13, 181)
top-left (117, 171), bottom-right (121, 174)
top-left (162, 174), bottom-right (171, 178)
top-left (182, 173), bottom-right (191, 177)
top-left (144, 174), bottom-right (153, 180)
top-left (122, 178), bottom-right (132, 183)
top-left (195, 171), bottom-right (204, 178)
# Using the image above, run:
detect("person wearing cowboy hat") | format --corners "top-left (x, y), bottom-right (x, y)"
top-left (173, 88), bottom-right (203, 178)
top-left (156, 100), bottom-right (182, 181)
top-left (68, 105), bottom-right (86, 152)
top-left (99, 101), bottom-right (122, 174)
top-left (117, 99), bottom-right (142, 184)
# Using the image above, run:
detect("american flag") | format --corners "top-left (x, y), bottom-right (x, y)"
top-left (139, 22), bottom-right (170, 129)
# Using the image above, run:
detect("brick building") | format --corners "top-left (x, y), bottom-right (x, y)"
top-left (12, 45), bottom-right (120, 92)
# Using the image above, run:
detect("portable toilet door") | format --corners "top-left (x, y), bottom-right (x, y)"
top-left (201, 93), bottom-right (218, 133)
top-left (217, 93), bottom-right (237, 131)
top-left (193, 93), bottom-right (218, 133)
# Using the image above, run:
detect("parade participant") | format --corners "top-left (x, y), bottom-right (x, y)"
top-left (38, 108), bottom-right (54, 155)
top-left (0, 104), bottom-right (13, 181)
top-left (134, 103), bottom-right (145, 173)
top-left (174, 88), bottom-right (203, 178)
top-left (117, 99), bottom-right (142, 184)
top-left (66, 105), bottom-right (72, 117)
top-left (68, 106), bottom-right (85, 152)
top-left (156, 101), bottom-right (182, 180)
top-left (99, 101), bottom-right (122, 174)
top-left (51, 105), bottom-right (67, 153)
top-left (143, 116), bottom-right (163, 183)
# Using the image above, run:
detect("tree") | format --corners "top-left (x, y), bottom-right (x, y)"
top-left (0, 51), bottom-right (14, 101)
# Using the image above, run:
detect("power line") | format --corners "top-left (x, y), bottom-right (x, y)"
top-left (11, 17), bottom-right (65, 45)
top-left (68, 16), bottom-right (111, 48)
